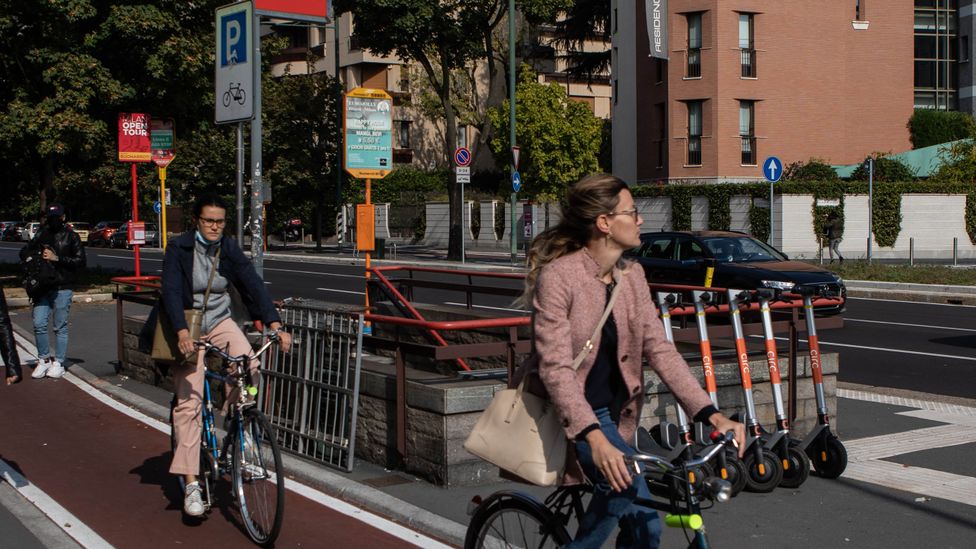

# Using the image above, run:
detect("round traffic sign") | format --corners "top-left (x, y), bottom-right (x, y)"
top-left (454, 147), bottom-right (472, 167)
top-left (153, 201), bottom-right (162, 214)
top-left (512, 171), bottom-right (522, 193)
top-left (763, 156), bottom-right (783, 183)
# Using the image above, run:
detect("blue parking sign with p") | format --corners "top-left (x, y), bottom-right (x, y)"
top-left (220, 11), bottom-right (247, 67)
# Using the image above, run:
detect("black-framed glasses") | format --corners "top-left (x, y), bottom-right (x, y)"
top-left (198, 217), bottom-right (227, 227)
top-left (608, 209), bottom-right (639, 221)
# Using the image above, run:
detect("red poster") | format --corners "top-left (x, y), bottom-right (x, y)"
top-left (254, 1), bottom-right (328, 21)
top-left (118, 113), bottom-right (152, 163)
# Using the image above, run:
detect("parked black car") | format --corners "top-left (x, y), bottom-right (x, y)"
top-left (624, 231), bottom-right (846, 314)
top-left (109, 221), bottom-right (160, 248)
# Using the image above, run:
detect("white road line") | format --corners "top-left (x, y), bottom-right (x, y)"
top-left (443, 301), bottom-right (525, 313)
top-left (10, 333), bottom-right (451, 548)
top-left (760, 335), bottom-right (976, 362)
top-left (842, 460), bottom-right (976, 507)
top-left (316, 287), bottom-right (366, 295)
top-left (847, 296), bottom-right (976, 308)
top-left (0, 460), bottom-right (114, 549)
top-left (839, 389), bottom-right (976, 416)
top-left (845, 317), bottom-right (976, 332)
top-left (265, 267), bottom-right (363, 278)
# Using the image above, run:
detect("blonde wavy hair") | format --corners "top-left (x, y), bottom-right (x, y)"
top-left (517, 174), bottom-right (629, 307)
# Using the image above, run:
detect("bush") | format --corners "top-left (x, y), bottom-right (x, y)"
top-left (907, 109), bottom-right (976, 149)
top-left (849, 153), bottom-right (916, 182)
top-left (783, 158), bottom-right (840, 182)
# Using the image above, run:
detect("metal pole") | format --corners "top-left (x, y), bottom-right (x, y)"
top-left (461, 183), bottom-right (466, 264)
top-left (334, 17), bottom-right (344, 251)
top-left (769, 181), bottom-right (774, 246)
top-left (867, 158), bottom-right (873, 262)
top-left (131, 163), bottom-right (141, 277)
top-left (909, 236), bottom-right (914, 266)
top-left (236, 122), bottom-right (244, 243)
top-left (159, 166), bottom-right (168, 249)
top-left (508, 0), bottom-right (518, 266)
top-left (250, 10), bottom-right (264, 277)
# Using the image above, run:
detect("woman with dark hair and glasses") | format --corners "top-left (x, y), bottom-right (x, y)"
top-left (514, 174), bottom-right (745, 548)
top-left (160, 192), bottom-right (292, 518)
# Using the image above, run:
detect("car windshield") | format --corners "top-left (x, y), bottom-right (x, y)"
top-left (701, 236), bottom-right (786, 263)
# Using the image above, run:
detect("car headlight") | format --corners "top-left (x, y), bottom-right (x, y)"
top-left (761, 280), bottom-right (795, 291)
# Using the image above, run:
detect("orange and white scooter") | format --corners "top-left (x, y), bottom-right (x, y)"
top-left (754, 288), bottom-right (812, 488)
top-left (793, 285), bottom-right (848, 478)
top-left (726, 289), bottom-right (784, 492)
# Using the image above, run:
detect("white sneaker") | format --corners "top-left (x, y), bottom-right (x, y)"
top-left (32, 358), bottom-right (52, 379)
top-left (46, 361), bottom-right (65, 379)
top-left (183, 483), bottom-right (205, 516)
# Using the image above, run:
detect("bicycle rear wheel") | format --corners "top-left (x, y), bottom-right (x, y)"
top-left (465, 497), bottom-right (571, 549)
top-left (232, 408), bottom-right (285, 546)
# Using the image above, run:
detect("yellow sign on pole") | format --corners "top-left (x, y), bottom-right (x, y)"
top-left (344, 88), bottom-right (393, 180)
top-left (356, 204), bottom-right (375, 251)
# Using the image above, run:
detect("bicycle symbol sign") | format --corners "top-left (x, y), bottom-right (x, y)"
top-left (215, 2), bottom-right (254, 124)
top-left (223, 82), bottom-right (247, 107)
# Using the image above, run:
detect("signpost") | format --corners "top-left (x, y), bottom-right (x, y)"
top-left (345, 87), bottom-right (393, 334)
top-left (151, 118), bottom-right (175, 249)
top-left (118, 112), bottom-right (152, 276)
top-left (762, 156), bottom-right (783, 246)
top-left (215, 1), bottom-right (254, 124)
top-left (864, 157), bottom-right (874, 261)
top-left (454, 147), bottom-right (471, 264)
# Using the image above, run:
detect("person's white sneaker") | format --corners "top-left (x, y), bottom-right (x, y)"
top-left (46, 361), bottom-right (65, 379)
top-left (183, 483), bottom-right (205, 517)
top-left (32, 358), bottom-right (52, 379)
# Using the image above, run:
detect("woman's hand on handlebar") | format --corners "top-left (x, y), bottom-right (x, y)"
top-left (268, 324), bottom-right (292, 353)
top-left (176, 329), bottom-right (195, 357)
top-left (708, 413), bottom-right (746, 458)
top-left (586, 429), bottom-right (633, 493)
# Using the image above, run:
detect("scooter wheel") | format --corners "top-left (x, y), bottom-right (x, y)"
top-left (779, 446), bottom-right (811, 488)
top-left (743, 448), bottom-right (783, 493)
top-left (721, 452), bottom-right (748, 497)
top-left (809, 436), bottom-right (848, 479)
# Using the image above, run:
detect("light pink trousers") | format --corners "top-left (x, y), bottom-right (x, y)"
top-left (169, 318), bottom-right (259, 476)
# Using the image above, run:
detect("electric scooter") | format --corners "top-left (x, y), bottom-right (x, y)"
top-left (792, 285), bottom-right (848, 478)
top-left (691, 290), bottom-right (748, 496)
top-left (754, 288), bottom-right (812, 488)
top-left (725, 288), bottom-right (784, 492)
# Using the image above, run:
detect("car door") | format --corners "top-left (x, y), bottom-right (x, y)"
top-left (635, 235), bottom-right (679, 283)
top-left (673, 236), bottom-right (708, 285)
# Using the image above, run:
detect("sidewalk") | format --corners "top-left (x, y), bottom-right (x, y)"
top-left (4, 302), bottom-right (976, 547)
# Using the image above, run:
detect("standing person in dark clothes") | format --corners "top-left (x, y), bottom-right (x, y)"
top-left (1, 287), bottom-right (22, 384)
top-left (825, 211), bottom-right (844, 264)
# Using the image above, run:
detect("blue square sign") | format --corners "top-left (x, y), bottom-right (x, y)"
top-left (220, 10), bottom-right (248, 67)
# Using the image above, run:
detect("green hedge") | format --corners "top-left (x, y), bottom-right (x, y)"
top-left (631, 180), bottom-right (976, 246)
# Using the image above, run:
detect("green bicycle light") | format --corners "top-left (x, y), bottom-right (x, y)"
top-left (247, 386), bottom-right (258, 396)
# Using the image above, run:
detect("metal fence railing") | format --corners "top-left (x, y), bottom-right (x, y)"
top-left (261, 300), bottom-right (364, 472)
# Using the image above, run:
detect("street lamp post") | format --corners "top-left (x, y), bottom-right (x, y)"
top-left (508, 0), bottom-right (518, 266)
top-left (866, 157), bottom-right (874, 262)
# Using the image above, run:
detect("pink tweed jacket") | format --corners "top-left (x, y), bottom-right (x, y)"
top-left (515, 248), bottom-right (712, 482)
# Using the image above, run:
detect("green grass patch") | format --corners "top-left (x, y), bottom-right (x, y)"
top-left (814, 260), bottom-right (976, 286)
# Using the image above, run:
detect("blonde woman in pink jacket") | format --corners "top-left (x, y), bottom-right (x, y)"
top-left (522, 174), bottom-right (745, 548)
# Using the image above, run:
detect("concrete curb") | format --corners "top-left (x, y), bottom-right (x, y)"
top-left (5, 293), bottom-right (115, 309)
top-left (845, 281), bottom-right (976, 305)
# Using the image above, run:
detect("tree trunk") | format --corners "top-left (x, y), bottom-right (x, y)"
top-left (443, 59), bottom-right (462, 261)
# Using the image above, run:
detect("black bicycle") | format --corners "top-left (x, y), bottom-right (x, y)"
top-left (464, 431), bottom-right (736, 549)
top-left (195, 335), bottom-right (285, 547)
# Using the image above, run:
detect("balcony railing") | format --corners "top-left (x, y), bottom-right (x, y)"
top-left (687, 136), bottom-right (702, 165)
top-left (687, 48), bottom-right (701, 78)
top-left (741, 136), bottom-right (757, 165)
top-left (740, 48), bottom-right (756, 78)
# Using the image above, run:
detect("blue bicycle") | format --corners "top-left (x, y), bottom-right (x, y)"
top-left (195, 335), bottom-right (285, 547)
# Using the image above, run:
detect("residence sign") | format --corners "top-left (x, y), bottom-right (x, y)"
top-left (118, 113), bottom-right (152, 162)
top-left (344, 88), bottom-right (393, 180)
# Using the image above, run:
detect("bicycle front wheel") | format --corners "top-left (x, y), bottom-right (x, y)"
top-left (465, 497), bottom-right (571, 549)
top-left (232, 408), bottom-right (285, 546)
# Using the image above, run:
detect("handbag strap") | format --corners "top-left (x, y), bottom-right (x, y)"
top-left (200, 247), bottom-right (221, 313)
top-left (571, 278), bottom-right (622, 370)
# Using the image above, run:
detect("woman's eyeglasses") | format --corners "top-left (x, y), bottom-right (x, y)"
top-left (199, 217), bottom-right (226, 227)
top-left (608, 209), bottom-right (639, 221)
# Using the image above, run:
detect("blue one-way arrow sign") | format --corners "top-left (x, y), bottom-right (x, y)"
top-left (763, 156), bottom-right (783, 183)
top-left (512, 171), bottom-right (522, 192)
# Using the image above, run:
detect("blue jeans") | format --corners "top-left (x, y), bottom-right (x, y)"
top-left (32, 289), bottom-right (72, 363)
top-left (568, 407), bottom-right (661, 549)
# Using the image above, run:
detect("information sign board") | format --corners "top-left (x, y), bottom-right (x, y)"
top-left (215, 1), bottom-right (254, 124)
top-left (344, 88), bottom-right (393, 179)
top-left (118, 113), bottom-right (152, 163)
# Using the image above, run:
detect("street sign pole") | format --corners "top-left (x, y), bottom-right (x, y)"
top-left (509, 0), bottom-right (517, 266)
top-left (763, 156), bottom-right (783, 246)
top-left (867, 158), bottom-right (874, 262)
top-left (249, 7), bottom-right (264, 277)
top-left (236, 122), bottom-right (244, 243)
top-left (159, 167), bottom-right (168, 249)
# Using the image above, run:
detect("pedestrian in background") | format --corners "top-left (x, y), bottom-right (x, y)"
top-left (19, 203), bottom-right (86, 379)
top-left (515, 174), bottom-right (745, 549)
top-left (825, 211), bottom-right (844, 264)
top-left (1, 286), bottom-right (22, 384)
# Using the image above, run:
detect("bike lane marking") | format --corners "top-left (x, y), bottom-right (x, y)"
top-left (839, 389), bottom-right (976, 507)
top-left (8, 333), bottom-right (452, 548)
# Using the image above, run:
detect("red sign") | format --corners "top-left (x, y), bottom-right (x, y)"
top-left (118, 113), bottom-right (152, 163)
top-left (255, 1), bottom-right (328, 22)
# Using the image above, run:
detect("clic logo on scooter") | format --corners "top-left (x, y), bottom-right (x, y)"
top-left (765, 351), bottom-right (779, 374)
top-left (701, 354), bottom-right (714, 377)
top-left (738, 353), bottom-right (751, 375)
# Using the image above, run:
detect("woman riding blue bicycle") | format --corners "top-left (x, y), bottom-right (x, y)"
top-left (516, 174), bottom-right (745, 548)
top-left (160, 192), bottom-right (292, 518)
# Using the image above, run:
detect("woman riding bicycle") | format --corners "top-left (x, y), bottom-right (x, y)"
top-left (161, 192), bottom-right (292, 518)
top-left (516, 174), bottom-right (745, 548)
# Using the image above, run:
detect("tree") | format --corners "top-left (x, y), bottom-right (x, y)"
top-left (850, 153), bottom-right (916, 182)
top-left (783, 158), bottom-right (840, 182)
top-left (487, 66), bottom-right (602, 201)
top-left (907, 108), bottom-right (976, 149)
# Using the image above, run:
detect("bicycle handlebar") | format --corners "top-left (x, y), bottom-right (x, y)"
top-left (194, 332), bottom-right (281, 365)
top-left (626, 431), bottom-right (736, 473)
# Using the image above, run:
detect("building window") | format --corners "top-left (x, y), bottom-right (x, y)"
top-left (655, 103), bottom-right (666, 169)
top-left (855, 0), bottom-right (866, 21)
top-left (739, 14), bottom-right (756, 78)
top-left (687, 100), bottom-right (702, 166)
top-left (739, 100), bottom-right (756, 165)
top-left (686, 13), bottom-right (702, 78)
top-left (397, 121), bottom-right (411, 149)
top-left (961, 36), bottom-right (969, 62)
top-left (655, 57), bottom-right (665, 84)
top-left (914, 0), bottom-right (957, 110)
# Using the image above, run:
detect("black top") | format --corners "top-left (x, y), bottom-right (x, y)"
top-left (583, 282), bottom-right (627, 422)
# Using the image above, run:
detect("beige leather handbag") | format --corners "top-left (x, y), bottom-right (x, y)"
top-left (151, 248), bottom-right (220, 363)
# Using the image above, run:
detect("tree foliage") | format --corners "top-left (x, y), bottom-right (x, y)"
top-left (487, 66), bottom-right (602, 201)
top-left (849, 153), bottom-right (916, 182)
top-left (783, 158), bottom-right (840, 182)
top-left (907, 108), bottom-right (976, 149)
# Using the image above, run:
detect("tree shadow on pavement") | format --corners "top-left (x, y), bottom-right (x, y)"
top-left (930, 334), bottom-right (976, 350)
